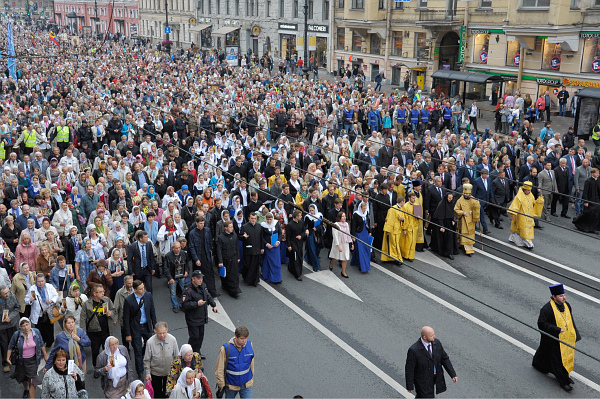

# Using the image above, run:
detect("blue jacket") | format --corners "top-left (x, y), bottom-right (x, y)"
top-left (368, 110), bottom-right (380, 126)
top-left (9, 328), bottom-right (45, 365)
top-left (410, 109), bottom-right (420, 124)
top-left (49, 265), bottom-right (75, 292)
top-left (421, 109), bottom-right (430, 123)
top-left (44, 328), bottom-right (91, 370)
top-left (396, 108), bottom-right (406, 123)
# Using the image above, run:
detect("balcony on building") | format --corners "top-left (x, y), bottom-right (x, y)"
top-left (416, 6), bottom-right (463, 28)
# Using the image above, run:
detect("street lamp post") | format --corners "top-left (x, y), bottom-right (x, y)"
top-left (94, 0), bottom-right (98, 35)
top-left (165, 0), bottom-right (170, 53)
top-left (302, 0), bottom-right (309, 77)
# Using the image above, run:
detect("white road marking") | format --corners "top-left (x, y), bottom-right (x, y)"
top-left (479, 233), bottom-right (600, 283)
top-left (415, 250), bottom-right (466, 277)
top-left (208, 298), bottom-right (236, 332)
top-left (302, 261), bottom-right (363, 301)
top-left (259, 280), bottom-right (412, 398)
top-left (475, 249), bottom-right (600, 304)
top-left (371, 262), bottom-right (600, 393)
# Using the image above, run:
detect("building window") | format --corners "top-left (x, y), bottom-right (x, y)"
top-left (570, 0), bottom-right (580, 8)
top-left (226, 0), bottom-right (229, 13)
top-left (581, 36), bottom-right (600, 73)
top-left (198, 0), bottom-right (203, 12)
top-left (394, 1), bottom-right (404, 9)
top-left (522, 0), bottom-right (549, 7)
top-left (280, 0), bottom-right (284, 16)
top-left (419, 0), bottom-right (427, 7)
top-left (324, 0), bottom-right (329, 19)
top-left (207, 0), bottom-right (211, 13)
top-left (351, 0), bottom-right (364, 8)
top-left (266, 0), bottom-right (270, 16)
top-left (337, 27), bottom-right (345, 50)
top-left (308, 0), bottom-right (313, 18)
top-left (392, 31), bottom-right (403, 55)
top-left (352, 31), bottom-right (362, 52)
top-left (293, 0), bottom-right (298, 17)
top-left (474, 33), bottom-right (490, 63)
top-left (379, 0), bottom-right (385, 9)
top-left (370, 34), bottom-right (381, 55)
top-left (338, 0), bottom-right (344, 8)
top-left (506, 40), bottom-right (521, 66)
top-left (235, 0), bottom-right (239, 15)
top-left (596, 0), bottom-right (600, 5)
top-left (480, 0), bottom-right (492, 7)
top-left (542, 39), bottom-right (561, 70)
top-left (216, 0), bottom-right (220, 13)
top-left (415, 32), bottom-right (428, 58)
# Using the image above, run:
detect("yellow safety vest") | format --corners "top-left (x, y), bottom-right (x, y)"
top-left (592, 124), bottom-right (600, 141)
top-left (0, 142), bottom-right (5, 159)
top-left (24, 130), bottom-right (37, 148)
top-left (56, 126), bottom-right (70, 143)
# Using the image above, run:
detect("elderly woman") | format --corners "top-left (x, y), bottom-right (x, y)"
top-left (51, 201), bottom-right (73, 238)
top-left (43, 314), bottom-right (91, 374)
top-left (75, 238), bottom-right (99, 293)
top-left (166, 344), bottom-right (204, 397)
top-left (95, 336), bottom-right (133, 398)
top-left (1, 214), bottom-right (22, 253)
top-left (122, 379), bottom-right (152, 399)
top-left (170, 367), bottom-right (212, 399)
top-left (86, 224), bottom-right (108, 259)
top-left (35, 243), bottom-right (54, 280)
top-left (61, 283), bottom-right (88, 328)
top-left (108, 222), bottom-right (130, 249)
top-left (41, 348), bottom-right (85, 399)
top-left (15, 232), bottom-right (39, 273)
top-left (11, 262), bottom-right (36, 317)
top-left (7, 317), bottom-right (48, 399)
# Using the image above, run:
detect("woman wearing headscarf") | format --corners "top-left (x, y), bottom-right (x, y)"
top-left (86, 224), bottom-right (108, 259)
top-left (227, 195), bottom-right (243, 219)
top-left (430, 192), bottom-right (459, 260)
top-left (304, 204), bottom-right (324, 272)
top-left (2, 214), bottom-right (22, 253)
top-left (232, 210), bottom-right (245, 273)
top-left (328, 211), bottom-right (353, 278)
top-left (11, 262), bottom-right (36, 318)
top-left (7, 317), bottom-right (48, 399)
top-left (121, 380), bottom-right (152, 399)
top-left (95, 336), bottom-right (133, 398)
top-left (43, 314), bottom-right (91, 374)
top-left (260, 212), bottom-right (282, 283)
top-left (74, 238), bottom-right (98, 293)
top-left (158, 216), bottom-right (184, 255)
top-left (107, 248), bottom-right (126, 301)
top-left (85, 258), bottom-right (113, 297)
top-left (170, 367), bottom-right (212, 398)
top-left (350, 201), bottom-right (372, 273)
top-left (108, 222), bottom-right (130, 249)
top-left (166, 344), bottom-right (204, 397)
top-left (61, 283), bottom-right (87, 328)
top-left (181, 197), bottom-right (197, 232)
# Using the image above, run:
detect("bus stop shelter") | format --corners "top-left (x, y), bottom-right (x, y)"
top-left (574, 87), bottom-right (600, 139)
top-left (431, 70), bottom-right (504, 105)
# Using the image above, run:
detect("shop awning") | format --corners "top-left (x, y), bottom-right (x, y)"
top-left (212, 26), bottom-right (239, 35)
top-left (431, 70), bottom-right (503, 83)
top-left (577, 87), bottom-right (600, 100)
top-left (193, 24), bottom-right (211, 31)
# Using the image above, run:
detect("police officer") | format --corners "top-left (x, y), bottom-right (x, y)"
top-left (78, 120), bottom-right (93, 149)
top-left (181, 270), bottom-right (218, 359)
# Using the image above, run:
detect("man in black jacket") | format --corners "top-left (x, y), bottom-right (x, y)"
top-left (188, 216), bottom-right (217, 297)
top-left (405, 326), bottom-right (458, 398)
top-left (216, 221), bottom-right (241, 298)
top-left (273, 108), bottom-right (288, 142)
top-left (127, 231), bottom-right (156, 292)
top-left (107, 114), bottom-right (123, 143)
top-left (182, 270), bottom-right (218, 357)
top-left (553, 158), bottom-right (571, 218)
top-left (240, 213), bottom-right (263, 287)
top-left (164, 241), bottom-right (189, 313)
top-left (123, 280), bottom-right (157, 380)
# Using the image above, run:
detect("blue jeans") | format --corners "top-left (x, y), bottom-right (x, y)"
top-left (453, 116), bottom-right (461, 134)
top-left (225, 386), bottom-right (252, 398)
top-left (169, 278), bottom-right (185, 309)
top-left (559, 103), bottom-right (566, 116)
top-left (575, 190), bottom-right (584, 216)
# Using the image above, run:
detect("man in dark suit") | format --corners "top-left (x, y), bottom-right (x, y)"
top-left (553, 158), bottom-right (571, 218)
top-left (378, 138), bottom-right (394, 168)
top-left (395, 145), bottom-right (414, 168)
top-left (518, 156), bottom-right (536, 183)
top-left (405, 326), bottom-right (458, 398)
top-left (4, 178), bottom-right (24, 207)
top-left (472, 168), bottom-right (492, 234)
top-left (425, 176), bottom-right (444, 235)
top-left (503, 159), bottom-right (516, 202)
top-left (457, 158), bottom-right (477, 185)
top-left (128, 230), bottom-right (156, 293)
top-left (418, 153), bottom-right (433, 179)
top-left (491, 169), bottom-right (510, 228)
top-left (123, 279), bottom-right (157, 380)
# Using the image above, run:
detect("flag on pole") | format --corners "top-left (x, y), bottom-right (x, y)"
top-left (31, 34), bottom-right (36, 47)
top-left (7, 21), bottom-right (17, 80)
top-left (49, 31), bottom-right (59, 46)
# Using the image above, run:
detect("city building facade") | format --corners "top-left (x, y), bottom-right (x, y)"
top-left (53, 0), bottom-right (139, 36)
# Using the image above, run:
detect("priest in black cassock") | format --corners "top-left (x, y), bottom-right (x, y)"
top-left (532, 283), bottom-right (581, 392)
top-left (286, 211), bottom-right (308, 281)
top-left (216, 221), bottom-right (241, 298)
top-left (573, 168), bottom-right (600, 233)
top-left (240, 212), bottom-right (264, 286)
top-left (429, 192), bottom-right (459, 260)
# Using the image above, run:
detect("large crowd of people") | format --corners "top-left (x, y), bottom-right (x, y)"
top-left (0, 17), bottom-right (597, 398)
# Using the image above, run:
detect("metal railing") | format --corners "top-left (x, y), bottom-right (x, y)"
top-left (418, 7), bottom-right (461, 21)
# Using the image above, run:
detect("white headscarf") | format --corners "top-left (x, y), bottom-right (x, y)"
top-left (354, 202), bottom-right (369, 221)
top-left (176, 367), bottom-right (198, 399)
top-left (260, 212), bottom-right (277, 231)
top-left (305, 204), bottom-right (323, 222)
top-left (274, 200), bottom-right (288, 225)
top-left (127, 380), bottom-right (151, 399)
top-left (104, 336), bottom-right (127, 387)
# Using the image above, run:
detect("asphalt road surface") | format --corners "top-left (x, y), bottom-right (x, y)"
top-left (1, 211), bottom-right (599, 398)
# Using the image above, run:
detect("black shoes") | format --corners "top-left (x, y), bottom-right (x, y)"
top-left (483, 230), bottom-right (491, 235)
top-left (295, 276), bottom-right (303, 281)
top-left (495, 224), bottom-right (503, 229)
top-left (341, 272), bottom-right (349, 278)
top-left (447, 255), bottom-right (454, 260)
top-left (551, 213), bottom-right (558, 217)
top-left (172, 307), bottom-right (179, 313)
top-left (561, 384), bottom-right (573, 392)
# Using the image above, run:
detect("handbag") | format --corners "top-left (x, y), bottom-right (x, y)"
top-left (36, 291), bottom-right (50, 324)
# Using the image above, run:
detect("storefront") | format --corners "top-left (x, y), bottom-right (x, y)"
top-left (212, 25), bottom-right (240, 65)
top-left (278, 23), bottom-right (298, 59)
top-left (431, 70), bottom-right (503, 103)
top-left (308, 24), bottom-right (329, 68)
top-left (580, 32), bottom-right (600, 75)
top-left (536, 77), bottom-right (561, 110)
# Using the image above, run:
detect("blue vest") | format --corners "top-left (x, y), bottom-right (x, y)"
top-left (396, 109), bottom-right (406, 123)
top-left (344, 109), bottom-right (354, 122)
top-left (225, 342), bottom-right (254, 387)
top-left (368, 110), bottom-right (379, 126)
top-left (443, 106), bottom-right (452, 119)
top-left (410, 109), bottom-right (420, 124)
top-left (421, 109), bottom-right (430, 123)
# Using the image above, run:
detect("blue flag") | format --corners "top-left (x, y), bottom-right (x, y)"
top-left (7, 21), bottom-right (17, 80)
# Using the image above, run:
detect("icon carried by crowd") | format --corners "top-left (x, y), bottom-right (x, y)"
top-left (0, 15), bottom-right (593, 398)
